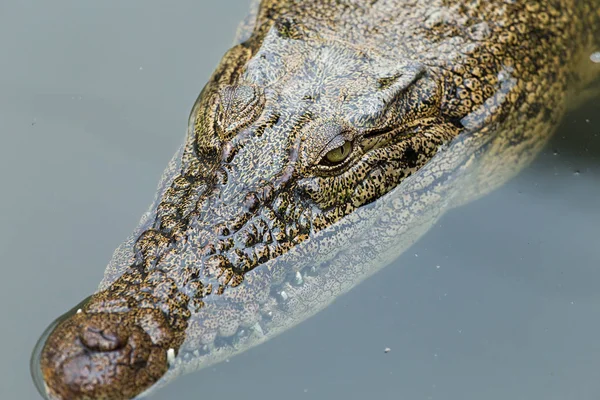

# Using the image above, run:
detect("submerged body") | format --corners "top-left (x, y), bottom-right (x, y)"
top-left (32, 1), bottom-right (600, 399)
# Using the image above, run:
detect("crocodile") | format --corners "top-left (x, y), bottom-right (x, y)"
top-left (31, 0), bottom-right (600, 399)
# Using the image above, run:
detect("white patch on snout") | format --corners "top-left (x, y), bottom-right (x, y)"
top-left (167, 348), bottom-right (176, 365)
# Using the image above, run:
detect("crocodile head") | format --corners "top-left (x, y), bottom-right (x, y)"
top-left (32, 22), bottom-right (463, 400)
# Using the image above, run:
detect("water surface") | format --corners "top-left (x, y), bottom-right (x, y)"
top-left (0, 1), bottom-right (599, 399)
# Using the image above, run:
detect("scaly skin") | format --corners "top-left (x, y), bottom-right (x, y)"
top-left (32, 1), bottom-right (600, 399)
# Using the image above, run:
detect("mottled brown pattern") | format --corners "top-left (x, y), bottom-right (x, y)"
top-left (32, 1), bottom-right (599, 399)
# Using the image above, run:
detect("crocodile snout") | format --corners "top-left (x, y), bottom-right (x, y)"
top-left (32, 305), bottom-right (172, 400)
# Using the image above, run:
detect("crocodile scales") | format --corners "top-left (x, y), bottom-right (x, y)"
top-left (31, 0), bottom-right (600, 399)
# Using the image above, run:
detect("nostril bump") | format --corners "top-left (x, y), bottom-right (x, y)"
top-left (80, 324), bottom-right (126, 352)
top-left (34, 298), bottom-right (176, 399)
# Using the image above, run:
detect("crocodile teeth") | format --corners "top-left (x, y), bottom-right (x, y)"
top-left (293, 271), bottom-right (304, 286)
top-left (167, 348), bottom-right (176, 365)
top-left (236, 328), bottom-right (247, 338)
top-left (279, 290), bottom-right (289, 301)
top-left (251, 322), bottom-right (264, 337)
top-left (232, 329), bottom-right (250, 348)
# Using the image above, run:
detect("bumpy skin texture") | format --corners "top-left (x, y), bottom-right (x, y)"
top-left (35, 1), bottom-right (600, 399)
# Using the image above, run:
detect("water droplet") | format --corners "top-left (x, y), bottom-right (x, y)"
top-left (591, 52), bottom-right (600, 63)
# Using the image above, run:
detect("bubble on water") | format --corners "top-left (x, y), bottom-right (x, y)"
top-left (591, 52), bottom-right (600, 63)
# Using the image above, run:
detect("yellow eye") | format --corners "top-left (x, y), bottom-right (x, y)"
top-left (323, 141), bottom-right (352, 164)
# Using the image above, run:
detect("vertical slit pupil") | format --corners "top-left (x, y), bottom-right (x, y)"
top-left (324, 141), bottom-right (352, 164)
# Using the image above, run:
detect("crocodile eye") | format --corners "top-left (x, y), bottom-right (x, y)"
top-left (322, 140), bottom-right (352, 165)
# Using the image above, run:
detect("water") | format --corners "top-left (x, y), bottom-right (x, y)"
top-left (0, 1), bottom-right (599, 399)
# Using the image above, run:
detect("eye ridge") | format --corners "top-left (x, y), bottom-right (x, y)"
top-left (215, 83), bottom-right (265, 139)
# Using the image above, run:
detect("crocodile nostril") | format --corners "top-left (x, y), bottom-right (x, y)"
top-left (80, 325), bottom-right (127, 352)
